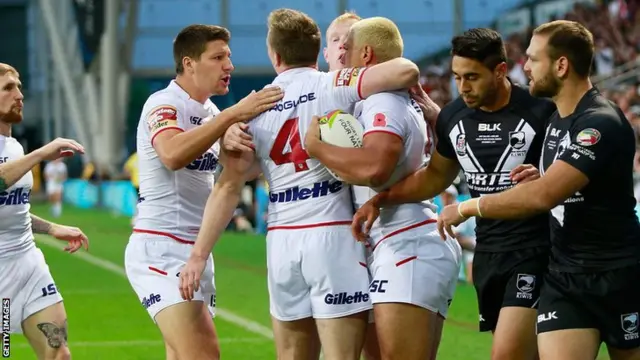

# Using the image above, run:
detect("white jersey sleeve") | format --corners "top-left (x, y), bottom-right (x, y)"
top-left (359, 92), bottom-right (407, 140)
top-left (320, 67), bottom-right (368, 112)
top-left (143, 95), bottom-right (189, 146)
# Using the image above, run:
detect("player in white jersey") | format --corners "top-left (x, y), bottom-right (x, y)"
top-left (122, 25), bottom-right (283, 360)
top-left (178, 9), bottom-right (420, 360)
top-left (304, 18), bottom-right (462, 360)
top-left (0, 63), bottom-right (89, 360)
top-left (43, 158), bottom-right (67, 218)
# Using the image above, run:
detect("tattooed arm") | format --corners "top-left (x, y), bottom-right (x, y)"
top-left (30, 214), bottom-right (55, 235)
top-left (0, 152), bottom-right (45, 192)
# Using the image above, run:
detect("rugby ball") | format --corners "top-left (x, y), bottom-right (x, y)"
top-left (318, 110), bottom-right (364, 181)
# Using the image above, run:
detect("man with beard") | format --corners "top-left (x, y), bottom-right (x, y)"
top-left (352, 28), bottom-right (555, 360)
top-left (0, 63), bottom-right (89, 360)
top-left (439, 21), bottom-right (640, 360)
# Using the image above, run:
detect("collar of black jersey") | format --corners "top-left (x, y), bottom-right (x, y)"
top-left (572, 86), bottom-right (601, 114)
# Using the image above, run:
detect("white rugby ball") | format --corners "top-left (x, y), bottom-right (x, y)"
top-left (318, 110), bottom-right (364, 181)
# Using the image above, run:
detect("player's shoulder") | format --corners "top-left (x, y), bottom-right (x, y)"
top-left (511, 83), bottom-right (557, 119)
top-left (574, 89), bottom-right (629, 131)
top-left (439, 96), bottom-right (471, 124)
top-left (363, 91), bottom-right (409, 110)
top-left (143, 84), bottom-right (185, 111)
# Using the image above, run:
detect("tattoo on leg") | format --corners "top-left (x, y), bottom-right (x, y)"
top-left (37, 319), bottom-right (68, 349)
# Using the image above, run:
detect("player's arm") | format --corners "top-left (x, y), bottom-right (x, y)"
top-left (375, 151), bottom-right (460, 206)
top-left (0, 152), bottom-right (46, 191)
top-left (327, 59), bottom-right (420, 108)
top-left (359, 58), bottom-right (420, 98)
top-left (189, 150), bottom-right (260, 260)
top-left (370, 109), bottom-right (461, 206)
top-left (30, 214), bottom-right (55, 234)
top-left (151, 88), bottom-right (282, 171)
top-left (459, 115), bottom-right (613, 219)
top-left (306, 100), bottom-right (403, 187)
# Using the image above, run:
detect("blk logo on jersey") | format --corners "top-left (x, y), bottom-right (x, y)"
top-left (622, 313), bottom-right (639, 340)
top-left (269, 180), bottom-right (343, 203)
top-left (186, 152), bottom-right (218, 172)
top-left (141, 293), bottom-right (162, 309)
top-left (324, 291), bottom-right (369, 305)
top-left (0, 188), bottom-right (30, 206)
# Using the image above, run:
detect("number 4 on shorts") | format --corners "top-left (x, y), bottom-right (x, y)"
top-left (269, 117), bottom-right (311, 172)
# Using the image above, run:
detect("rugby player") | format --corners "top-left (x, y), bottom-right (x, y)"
top-left (0, 63), bottom-right (89, 360)
top-left (123, 25), bottom-right (283, 360)
top-left (43, 158), bottom-right (67, 218)
top-left (351, 28), bottom-right (555, 360)
top-left (304, 17), bottom-right (461, 360)
top-left (439, 21), bottom-right (640, 360)
top-left (178, 8), bottom-right (421, 360)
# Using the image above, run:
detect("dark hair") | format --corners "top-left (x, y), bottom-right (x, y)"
top-left (533, 20), bottom-right (594, 78)
top-left (173, 25), bottom-right (231, 74)
top-left (450, 28), bottom-right (507, 70)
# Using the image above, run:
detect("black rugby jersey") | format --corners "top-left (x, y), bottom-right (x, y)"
top-left (541, 87), bottom-right (640, 272)
top-left (436, 84), bottom-right (555, 252)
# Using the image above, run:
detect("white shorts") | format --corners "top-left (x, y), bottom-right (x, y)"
top-left (124, 233), bottom-right (216, 321)
top-left (367, 226), bottom-right (462, 318)
top-left (46, 182), bottom-right (63, 196)
top-left (0, 246), bottom-right (63, 334)
top-left (267, 226), bottom-right (372, 321)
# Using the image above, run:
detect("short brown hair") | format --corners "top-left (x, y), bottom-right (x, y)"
top-left (0, 63), bottom-right (19, 77)
top-left (173, 25), bottom-right (230, 74)
top-left (533, 20), bottom-right (594, 78)
top-left (268, 8), bottom-right (321, 67)
top-left (350, 17), bottom-right (403, 63)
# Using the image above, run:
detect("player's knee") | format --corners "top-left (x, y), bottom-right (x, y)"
top-left (491, 341), bottom-right (535, 360)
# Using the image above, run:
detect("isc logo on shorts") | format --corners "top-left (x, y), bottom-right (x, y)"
top-left (141, 293), bottom-right (162, 309)
top-left (269, 180), bottom-right (343, 203)
top-left (324, 291), bottom-right (369, 305)
top-left (0, 188), bottom-right (30, 206)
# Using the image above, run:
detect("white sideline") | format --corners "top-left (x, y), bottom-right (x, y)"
top-left (36, 236), bottom-right (274, 340)
top-left (12, 338), bottom-right (269, 349)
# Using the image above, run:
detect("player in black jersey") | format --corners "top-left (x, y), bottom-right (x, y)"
top-left (439, 20), bottom-right (640, 360)
top-left (351, 28), bottom-right (554, 359)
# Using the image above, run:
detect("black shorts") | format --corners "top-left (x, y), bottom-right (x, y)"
top-left (537, 264), bottom-right (640, 350)
top-left (473, 246), bottom-right (549, 332)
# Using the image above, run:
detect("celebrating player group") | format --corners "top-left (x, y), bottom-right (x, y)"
top-left (1, 5), bottom-right (639, 360)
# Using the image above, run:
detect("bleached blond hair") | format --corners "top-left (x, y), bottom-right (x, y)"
top-left (349, 17), bottom-right (403, 62)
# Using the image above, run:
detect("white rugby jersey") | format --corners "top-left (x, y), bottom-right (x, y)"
top-left (248, 67), bottom-right (367, 230)
top-left (352, 91), bottom-right (438, 249)
top-left (0, 136), bottom-right (34, 258)
top-left (133, 80), bottom-right (221, 243)
top-left (44, 161), bottom-right (67, 185)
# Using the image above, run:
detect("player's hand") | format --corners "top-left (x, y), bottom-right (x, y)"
top-left (230, 86), bottom-right (284, 122)
top-left (223, 123), bottom-right (254, 152)
top-left (409, 84), bottom-right (440, 130)
top-left (351, 199), bottom-right (381, 242)
top-left (49, 224), bottom-right (89, 253)
top-left (437, 204), bottom-right (468, 241)
top-left (304, 116), bottom-right (322, 157)
top-left (35, 138), bottom-right (85, 161)
top-left (510, 164), bottom-right (540, 184)
top-left (179, 254), bottom-right (207, 301)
